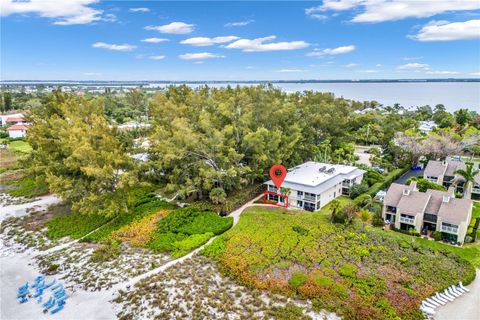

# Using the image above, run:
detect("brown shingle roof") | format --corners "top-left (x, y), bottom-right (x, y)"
top-left (7, 125), bottom-right (28, 131)
top-left (397, 191), bottom-right (431, 216)
top-left (438, 198), bottom-right (472, 225)
top-left (424, 161), bottom-right (447, 177)
top-left (384, 183), bottom-right (411, 207)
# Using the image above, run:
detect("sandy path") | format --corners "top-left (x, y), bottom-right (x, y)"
top-left (434, 269), bottom-right (480, 320)
top-left (0, 195), bottom-right (61, 222)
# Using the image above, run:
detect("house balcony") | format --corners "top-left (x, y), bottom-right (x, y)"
top-left (399, 216), bottom-right (415, 225)
top-left (303, 195), bottom-right (316, 202)
top-left (441, 224), bottom-right (459, 235)
top-left (342, 181), bottom-right (351, 187)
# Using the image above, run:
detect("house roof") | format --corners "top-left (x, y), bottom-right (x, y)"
top-left (438, 198), bottom-right (472, 225)
top-left (264, 161), bottom-right (365, 195)
top-left (7, 125), bottom-right (28, 131)
top-left (424, 161), bottom-right (447, 177)
top-left (397, 191), bottom-right (430, 216)
top-left (5, 117), bottom-right (24, 123)
top-left (385, 182), bottom-right (472, 225)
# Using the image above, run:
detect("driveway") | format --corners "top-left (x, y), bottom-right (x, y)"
top-left (395, 168), bottom-right (424, 185)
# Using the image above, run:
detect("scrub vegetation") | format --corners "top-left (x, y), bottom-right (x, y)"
top-left (202, 206), bottom-right (475, 320)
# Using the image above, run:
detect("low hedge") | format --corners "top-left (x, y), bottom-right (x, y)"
top-left (364, 166), bottom-right (409, 198)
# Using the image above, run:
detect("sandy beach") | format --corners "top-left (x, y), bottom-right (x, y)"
top-left (0, 194), bottom-right (61, 222)
top-left (434, 269), bottom-right (480, 320)
top-left (0, 251), bottom-right (116, 320)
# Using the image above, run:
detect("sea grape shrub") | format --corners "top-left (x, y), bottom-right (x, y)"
top-left (148, 207), bottom-right (233, 257)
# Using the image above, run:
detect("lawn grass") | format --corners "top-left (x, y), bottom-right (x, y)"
top-left (203, 206), bottom-right (475, 320)
top-left (8, 140), bottom-right (32, 153)
top-left (318, 196), bottom-right (353, 217)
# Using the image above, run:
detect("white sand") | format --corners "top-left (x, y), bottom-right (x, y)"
top-left (434, 269), bottom-right (480, 320)
top-left (0, 251), bottom-right (116, 320)
top-left (0, 195), bottom-right (61, 222)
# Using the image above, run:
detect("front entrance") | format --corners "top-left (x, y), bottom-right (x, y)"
top-left (422, 222), bottom-right (436, 235)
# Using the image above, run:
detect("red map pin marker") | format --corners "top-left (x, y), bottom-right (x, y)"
top-left (269, 164), bottom-right (287, 189)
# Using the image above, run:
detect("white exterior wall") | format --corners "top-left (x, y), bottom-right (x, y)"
top-left (318, 182), bottom-right (343, 209)
top-left (8, 129), bottom-right (26, 139)
top-left (0, 113), bottom-right (23, 126)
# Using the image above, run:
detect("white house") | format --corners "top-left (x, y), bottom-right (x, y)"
top-left (7, 124), bottom-right (28, 138)
top-left (0, 113), bottom-right (24, 126)
top-left (419, 121), bottom-right (437, 133)
top-left (264, 161), bottom-right (366, 211)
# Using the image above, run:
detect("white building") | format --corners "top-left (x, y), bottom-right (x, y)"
top-left (264, 161), bottom-right (366, 211)
top-left (7, 124), bottom-right (28, 138)
top-left (419, 121), bottom-right (437, 133)
top-left (0, 113), bottom-right (24, 126)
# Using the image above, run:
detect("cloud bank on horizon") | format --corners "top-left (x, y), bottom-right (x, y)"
top-left (1, 0), bottom-right (479, 80)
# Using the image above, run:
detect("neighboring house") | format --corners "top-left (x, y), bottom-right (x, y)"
top-left (424, 159), bottom-right (480, 200)
top-left (419, 121), bottom-right (437, 133)
top-left (264, 161), bottom-right (366, 211)
top-left (383, 181), bottom-right (473, 244)
top-left (7, 124), bottom-right (28, 138)
top-left (5, 117), bottom-right (25, 125)
top-left (0, 113), bottom-right (24, 126)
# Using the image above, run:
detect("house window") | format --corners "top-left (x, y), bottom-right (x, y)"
top-left (297, 191), bottom-right (303, 197)
top-left (297, 201), bottom-right (303, 208)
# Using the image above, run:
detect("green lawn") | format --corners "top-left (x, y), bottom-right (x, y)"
top-left (318, 196), bottom-right (353, 216)
top-left (203, 206), bottom-right (475, 320)
top-left (8, 140), bottom-right (32, 153)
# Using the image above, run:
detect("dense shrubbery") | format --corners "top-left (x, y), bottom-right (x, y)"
top-left (349, 183), bottom-right (369, 199)
top-left (365, 167), bottom-right (409, 197)
top-left (46, 213), bottom-right (111, 239)
top-left (147, 207), bottom-right (233, 257)
top-left (406, 177), bottom-right (446, 192)
top-left (203, 207), bottom-right (475, 320)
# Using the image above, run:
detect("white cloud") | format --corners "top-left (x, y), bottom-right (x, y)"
top-left (0, 0), bottom-right (104, 25)
top-left (397, 63), bottom-right (429, 70)
top-left (411, 20), bottom-right (480, 41)
top-left (83, 72), bottom-right (102, 76)
top-left (224, 20), bottom-right (255, 27)
top-left (92, 42), bottom-right (136, 51)
top-left (470, 72), bottom-right (480, 76)
top-left (129, 8), bottom-right (150, 13)
top-left (226, 36), bottom-right (309, 52)
top-left (343, 63), bottom-right (358, 68)
top-left (425, 70), bottom-right (460, 75)
top-left (180, 36), bottom-right (239, 46)
top-left (357, 69), bottom-right (378, 73)
top-left (276, 69), bottom-right (308, 73)
top-left (376, 64), bottom-right (382, 67)
top-left (145, 22), bottom-right (194, 34)
top-left (403, 56), bottom-right (423, 61)
top-left (311, 0), bottom-right (480, 23)
top-left (307, 45), bottom-right (355, 57)
top-left (102, 13), bottom-right (117, 22)
top-left (149, 55), bottom-right (166, 60)
top-left (246, 66), bottom-right (255, 69)
top-left (178, 52), bottom-right (225, 60)
top-left (141, 37), bottom-right (169, 43)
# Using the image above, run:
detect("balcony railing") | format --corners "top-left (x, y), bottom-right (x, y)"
top-left (342, 182), bottom-right (351, 187)
top-left (399, 216), bottom-right (415, 225)
top-left (441, 225), bottom-right (458, 234)
top-left (304, 195), bottom-right (316, 202)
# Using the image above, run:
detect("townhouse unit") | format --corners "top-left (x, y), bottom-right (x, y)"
top-left (424, 159), bottom-right (480, 200)
top-left (383, 181), bottom-right (473, 244)
top-left (264, 161), bottom-right (365, 211)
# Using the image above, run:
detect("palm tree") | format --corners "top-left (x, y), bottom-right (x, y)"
top-left (455, 163), bottom-right (479, 199)
top-left (329, 199), bottom-right (340, 222)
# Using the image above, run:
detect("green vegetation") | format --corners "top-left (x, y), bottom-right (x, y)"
top-left (406, 177), bottom-right (446, 192)
top-left (365, 167), bottom-right (409, 197)
top-left (8, 140), bottom-right (32, 153)
top-left (148, 207), bottom-right (233, 257)
top-left (46, 213), bottom-right (111, 239)
top-left (8, 176), bottom-right (49, 198)
top-left (203, 206), bottom-right (475, 320)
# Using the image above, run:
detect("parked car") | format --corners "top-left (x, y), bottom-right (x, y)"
top-left (411, 165), bottom-right (422, 171)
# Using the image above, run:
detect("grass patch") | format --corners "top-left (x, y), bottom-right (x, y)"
top-left (8, 140), bottom-right (32, 153)
top-left (46, 213), bottom-right (111, 239)
top-left (203, 206), bottom-right (475, 320)
top-left (147, 207), bottom-right (233, 257)
top-left (318, 196), bottom-right (353, 217)
top-left (8, 176), bottom-right (49, 198)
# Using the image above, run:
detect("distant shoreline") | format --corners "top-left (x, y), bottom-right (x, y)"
top-left (1, 78), bottom-right (480, 86)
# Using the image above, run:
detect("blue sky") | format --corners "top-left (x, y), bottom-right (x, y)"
top-left (1, 0), bottom-right (480, 80)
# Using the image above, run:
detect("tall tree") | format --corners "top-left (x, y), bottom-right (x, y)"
top-left (455, 163), bottom-right (479, 199)
top-left (27, 91), bottom-right (136, 216)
